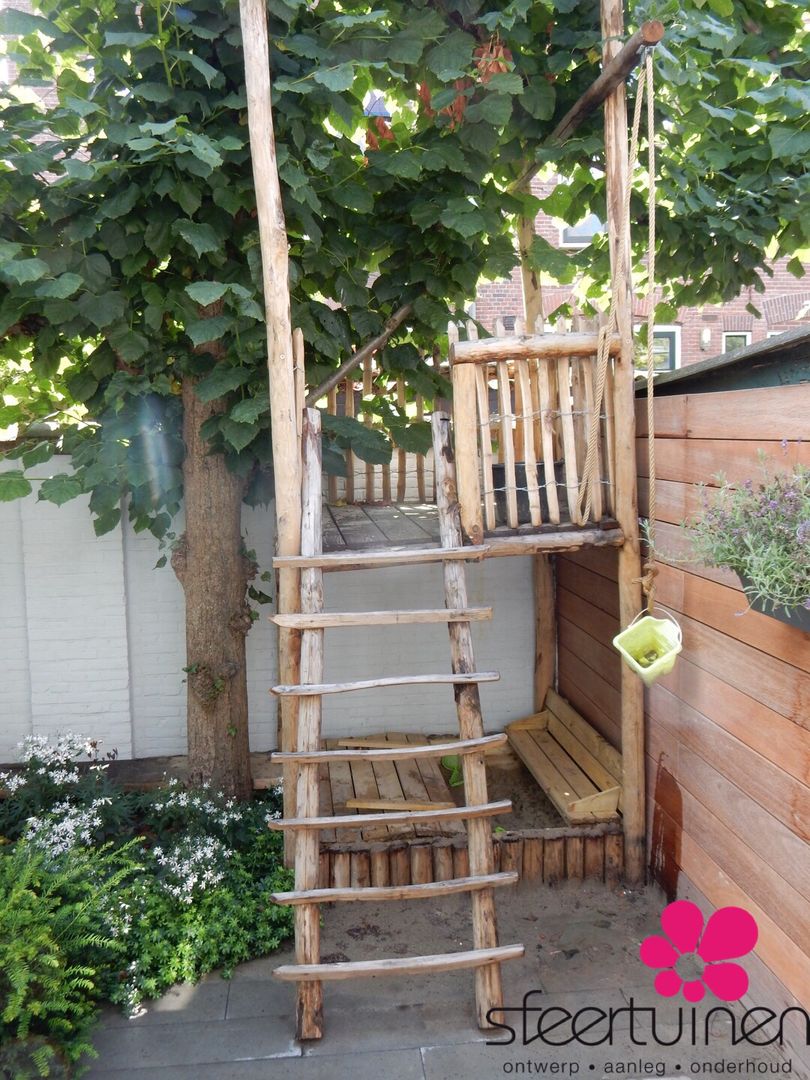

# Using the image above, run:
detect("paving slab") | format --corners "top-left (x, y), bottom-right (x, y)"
top-left (83, 1016), bottom-right (300, 1076)
top-left (84, 1047), bottom-right (425, 1079)
top-left (98, 980), bottom-right (230, 1028)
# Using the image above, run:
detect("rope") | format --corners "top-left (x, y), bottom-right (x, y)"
top-left (640, 51), bottom-right (658, 613)
top-left (576, 49), bottom-right (659, 612)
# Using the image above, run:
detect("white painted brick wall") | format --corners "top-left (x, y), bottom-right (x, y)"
top-left (0, 492), bottom-right (32, 751)
top-left (16, 460), bottom-right (133, 758)
top-left (1, 456), bottom-right (536, 760)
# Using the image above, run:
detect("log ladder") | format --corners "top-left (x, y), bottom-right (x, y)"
top-left (269, 407), bottom-right (524, 1040)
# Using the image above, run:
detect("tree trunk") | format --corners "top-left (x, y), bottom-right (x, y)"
top-left (173, 376), bottom-right (254, 800)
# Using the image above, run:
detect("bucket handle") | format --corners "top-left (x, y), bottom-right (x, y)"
top-left (626, 605), bottom-right (683, 645)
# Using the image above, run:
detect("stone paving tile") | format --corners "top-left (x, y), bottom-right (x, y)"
top-left (84, 1047), bottom-right (426, 1079)
top-left (98, 981), bottom-right (230, 1028)
top-left (300, 1001), bottom-right (484, 1056)
top-left (83, 1016), bottom-right (300, 1076)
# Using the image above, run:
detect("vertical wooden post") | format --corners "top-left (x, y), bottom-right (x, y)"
top-left (432, 412), bottom-right (504, 1030)
top-left (448, 324), bottom-right (485, 546)
top-left (602, 0), bottom-right (645, 887)
top-left (294, 409), bottom-right (325, 1039)
top-left (533, 555), bottom-right (556, 710)
top-left (238, 0), bottom-right (302, 863)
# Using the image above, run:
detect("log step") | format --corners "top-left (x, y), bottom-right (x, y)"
top-left (268, 798), bottom-right (512, 831)
top-left (273, 943), bottom-right (525, 981)
top-left (272, 732), bottom-right (507, 764)
top-left (271, 871), bottom-right (518, 906)
top-left (273, 545), bottom-right (490, 572)
top-left (270, 607), bottom-right (492, 629)
top-left (271, 672), bottom-right (500, 696)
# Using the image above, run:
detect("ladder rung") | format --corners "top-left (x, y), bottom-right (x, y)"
top-left (270, 672), bottom-right (500, 697)
top-left (271, 871), bottom-right (518, 906)
top-left (274, 943), bottom-right (525, 982)
top-left (270, 607), bottom-right (492, 629)
top-left (268, 798), bottom-right (511, 831)
top-left (272, 545), bottom-right (490, 572)
top-left (272, 732), bottom-right (507, 764)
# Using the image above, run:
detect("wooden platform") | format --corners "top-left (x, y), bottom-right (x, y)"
top-left (317, 733), bottom-right (466, 843)
top-left (322, 501), bottom-right (623, 557)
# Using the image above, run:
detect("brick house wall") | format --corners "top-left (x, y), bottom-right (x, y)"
top-left (475, 178), bottom-right (810, 367)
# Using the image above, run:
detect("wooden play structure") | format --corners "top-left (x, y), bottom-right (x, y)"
top-left (238, 0), bottom-right (662, 1043)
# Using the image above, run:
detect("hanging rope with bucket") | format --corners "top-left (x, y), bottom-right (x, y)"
top-left (574, 49), bottom-right (683, 686)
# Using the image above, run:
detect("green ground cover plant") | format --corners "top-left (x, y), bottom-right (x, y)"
top-left (0, 734), bottom-right (293, 1078)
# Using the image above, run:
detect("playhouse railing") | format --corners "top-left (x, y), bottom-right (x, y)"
top-left (449, 320), bottom-right (618, 547)
top-left (322, 352), bottom-right (436, 505)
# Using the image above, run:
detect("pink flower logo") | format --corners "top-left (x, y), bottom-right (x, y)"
top-left (640, 900), bottom-right (758, 1003)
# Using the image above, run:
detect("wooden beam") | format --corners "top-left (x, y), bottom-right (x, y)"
top-left (268, 799), bottom-right (513, 831)
top-left (290, 408), bottom-right (324, 1039)
top-left (271, 872), bottom-right (519, 905)
top-left (274, 944), bottom-right (525, 982)
top-left (450, 333), bottom-right (620, 365)
top-left (305, 302), bottom-right (414, 407)
top-left (509, 20), bottom-right (665, 193)
top-left (432, 411), bottom-right (506, 1030)
top-left (273, 545), bottom-right (490, 572)
top-left (534, 555), bottom-right (556, 710)
top-left (238, 0), bottom-right (302, 863)
top-left (272, 733), bottom-right (508, 764)
top-left (270, 607), bottom-right (492, 629)
top-left (602, 0), bottom-right (646, 887)
top-left (271, 672), bottom-right (500, 696)
top-left (483, 526), bottom-right (624, 558)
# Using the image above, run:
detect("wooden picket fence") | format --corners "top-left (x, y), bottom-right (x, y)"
top-left (449, 317), bottom-right (618, 545)
top-left (322, 353), bottom-right (436, 506)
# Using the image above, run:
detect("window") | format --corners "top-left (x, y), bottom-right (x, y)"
top-left (501, 315), bottom-right (516, 332)
top-left (767, 330), bottom-right (785, 339)
top-left (722, 332), bottom-right (751, 353)
top-left (633, 325), bottom-right (681, 372)
top-left (560, 213), bottom-right (604, 248)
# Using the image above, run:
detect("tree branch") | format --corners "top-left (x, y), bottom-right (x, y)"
top-left (508, 20), bottom-right (664, 194)
top-left (305, 301), bottom-right (415, 406)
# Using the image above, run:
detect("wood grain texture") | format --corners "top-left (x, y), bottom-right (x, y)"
top-left (451, 333), bottom-right (620, 364)
top-left (432, 410), bottom-right (508, 1028)
top-left (635, 384), bottom-right (809, 441)
top-left (273, 733), bottom-right (507, 765)
top-left (636, 435), bottom-right (810, 483)
top-left (274, 944), bottom-right (525, 982)
top-left (272, 672), bottom-right (501, 696)
top-left (271, 872), bottom-right (519, 905)
top-left (271, 607), bottom-right (493, 629)
top-left (269, 799), bottom-right (512, 831)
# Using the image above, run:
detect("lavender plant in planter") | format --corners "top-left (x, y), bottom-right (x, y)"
top-left (685, 460), bottom-right (810, 633)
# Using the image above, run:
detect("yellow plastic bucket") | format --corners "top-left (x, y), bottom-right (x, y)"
top-left (613, 608), bottom-right (682, 687)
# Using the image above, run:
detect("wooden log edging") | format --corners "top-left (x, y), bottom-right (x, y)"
top-left (318, 825), bottom-right (624, 890)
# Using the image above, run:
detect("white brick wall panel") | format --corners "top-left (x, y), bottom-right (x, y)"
top-left (2, 460), bottom-right (536, 760)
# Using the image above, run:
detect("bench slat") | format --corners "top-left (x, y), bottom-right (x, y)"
top-left (546, 689), bottom-right (623, 779)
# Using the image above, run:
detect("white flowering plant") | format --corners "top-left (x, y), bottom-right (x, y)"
top-left (0, 733), bottom-right (293, 1072)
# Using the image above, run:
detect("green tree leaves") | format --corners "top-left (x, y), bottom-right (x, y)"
top-left (0, 470), bottom-right (32, 501)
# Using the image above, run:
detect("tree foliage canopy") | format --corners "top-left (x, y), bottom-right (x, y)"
top-left (0, 0), bottom-right (806, 532)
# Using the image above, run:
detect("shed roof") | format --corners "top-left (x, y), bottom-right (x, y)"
top-left (636, 325), bottom-right (810, 397)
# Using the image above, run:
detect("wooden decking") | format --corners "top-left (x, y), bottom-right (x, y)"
top-left (323, 503), bottom-right (440, 551)
top-left (317, 733), bottom-right (465, 842)
top-left (323, 501), bottom-right (623, 556)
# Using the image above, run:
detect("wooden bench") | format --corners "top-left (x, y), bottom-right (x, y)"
top-left (505, 690), bottom-right (623, 825)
